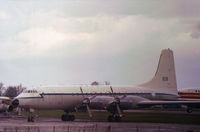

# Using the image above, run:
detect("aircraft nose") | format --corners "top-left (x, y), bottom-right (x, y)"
top-left (12, 99), bottom-right (19, 108)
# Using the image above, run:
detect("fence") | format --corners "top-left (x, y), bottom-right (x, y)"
top-left (0, 125), bottom-right (198, 132)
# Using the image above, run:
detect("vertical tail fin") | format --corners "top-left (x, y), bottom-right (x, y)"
top-left (139, 49), bottom-right (177, 94)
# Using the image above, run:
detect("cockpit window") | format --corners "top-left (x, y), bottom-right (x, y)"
top-left (24, 90), bottom-right (38, 93)
top-left (33, 90), bottom-right (37, 93)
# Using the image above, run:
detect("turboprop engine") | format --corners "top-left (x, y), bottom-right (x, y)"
top-left (119, 95), bottom-right (150, 110)
top-left (87, 96), bottom-right (115, 110)
top-left (0, 97), bottom-right (16, 113)
top-left (0, 103), bottom-right (13, 113)
top-left (77, 96), bottom-right (116, 117)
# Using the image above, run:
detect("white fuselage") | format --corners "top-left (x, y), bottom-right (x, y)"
top-left (16, 85), bottom-right (178, 110)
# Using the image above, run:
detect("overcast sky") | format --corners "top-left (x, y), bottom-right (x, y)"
top-left (0, 0), bottom-right (200, 89)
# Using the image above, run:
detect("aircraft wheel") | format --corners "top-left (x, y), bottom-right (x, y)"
top-left (69, 115), bottom-right (75, 121)
top-left (31, 117), bottom-right (34, 122)
top-left (107, 115), bottom-right (114, 122)
top-left (114, 116), bottom-right (121, 122)
top-left (187, 108), bottom-right (193, 113)
top-left (28, 116), bottom-right (34, 122)
top-left (61, 114), bottom-right (68, 121)
top-left (28, 116), bottom-right (31, 122)
top-left (62, 114), bottom-right (75, 121)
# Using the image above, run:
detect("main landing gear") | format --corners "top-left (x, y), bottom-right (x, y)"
top-left (107, 98), bottom-right (123, 122)
top-left (107, 106), bottom-right (122, 122)
top-left (187, 107), bottom-right (193, 113)
top-left (61, 110), bottom-right (75, 121)
top-left (27, 108), bottom-right (35, 122)
top-left (107, 114), bottom-right (121, 122)
top-left (28, 115), bottom-right (34, 122)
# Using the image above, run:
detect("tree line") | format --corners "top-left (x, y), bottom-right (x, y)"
top-left (0, 82), bottom-right (26, 98)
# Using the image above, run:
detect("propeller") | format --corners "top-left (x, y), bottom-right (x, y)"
top-left (12, 99), bottom-right (19, 107)
top-left (80, 87), bottom-right (93, 118)
top-left (115, 98), bottom-right (122, 117)
top-left (110, 86), bottom-right (122, 117)
top-left (86, 103), bottom-right (92, 118)
top-left (9, 99), bottom-right (19, 111)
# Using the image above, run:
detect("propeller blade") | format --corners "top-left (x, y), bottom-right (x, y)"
top-left (116, 103), bottom-right (122, 117)
top-left (12, 99), bottom-right (19, 108)
top-left (80, 87), bottom-right (93, 117)
top-left (86, 104), bottom-right (92, 118)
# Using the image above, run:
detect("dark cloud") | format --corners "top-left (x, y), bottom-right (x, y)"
top-left (191, 31), bottom-right (200, 39)
top-left (196, 23), bottom-right (200, 31)
top-left (190, 23), bottom-right (200, 39)
top-left (1, 0), bottom-right (200, 88)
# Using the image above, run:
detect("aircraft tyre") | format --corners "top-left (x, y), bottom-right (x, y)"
top-left (107, 115), bottom-right (121, 122)
top-left (61, 114), bottom-right (75, 121)
top-left (69, 115), bottom-right (75, 121)
top-left (187, 108), bottom-right (193, 113)
top-left (28, 116), bottom-right (34, 122)
top-left (114, 116), bottom-right (121, 122)
top-left (108, 115), bottom-right (114, 122)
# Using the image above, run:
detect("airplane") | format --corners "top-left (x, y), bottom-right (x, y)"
top-left (179, 88), bottom-right (200, 99)
top-left (0, 96), bottom-right (13, 113)
top-left (12, 48), bottom-right (200, 122)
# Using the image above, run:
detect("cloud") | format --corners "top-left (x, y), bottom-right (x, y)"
top-left (0, 10), bottom-right (9, 20)
top-left (0, 14), bottom-right (158, 58)
top-left (1, 0), bottom-right (200, 87)
top-left (190, 23), bottom-right (200, 39)
top-left (191, 31), bottom-right (200, 39)
top-left (1, 9), bottom-right (200, 60)
top-left (18, 27), bottom-right (93, 55)
top-left (0, 28), bottom-right (94, 59)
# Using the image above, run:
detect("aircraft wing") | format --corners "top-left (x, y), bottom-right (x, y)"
top-left (0, 97), bottom-right (11, 104)
top-left (138, 100), bottom-right (200, 107)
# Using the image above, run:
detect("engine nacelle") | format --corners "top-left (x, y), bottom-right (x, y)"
top-left (12, 99), bottom-right (19, 108)
top-left (88, 96), bottom-right (115, 110)
top-left (0, 104), bottom-right (13, 113)
top-left (119, 95), bottom-right (150, 110)
top-left (7, 105), bottom-right (14, 112)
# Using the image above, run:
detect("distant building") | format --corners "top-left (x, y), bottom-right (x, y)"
top-left (91, 81), bottom-right (99, 85)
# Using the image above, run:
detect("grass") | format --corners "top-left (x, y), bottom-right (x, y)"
top-left (23, 110), bottom-right (200, 125)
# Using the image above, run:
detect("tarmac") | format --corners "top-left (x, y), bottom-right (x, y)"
top-left (0, 116), bottom-right (200, 132)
